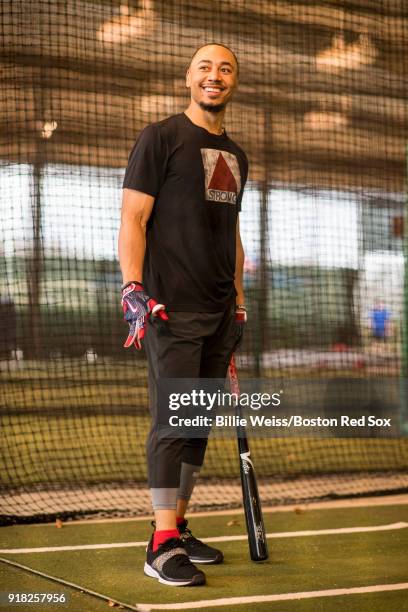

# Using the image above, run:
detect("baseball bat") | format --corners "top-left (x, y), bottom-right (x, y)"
top-left (228, 354), bottom-right (269, 562)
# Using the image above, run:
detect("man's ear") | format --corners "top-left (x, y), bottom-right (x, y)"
top-left (186, 68), bottom-right (191, 88)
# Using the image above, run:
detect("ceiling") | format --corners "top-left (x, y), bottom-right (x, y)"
top-left (1, 0), bottom-right (407, 191)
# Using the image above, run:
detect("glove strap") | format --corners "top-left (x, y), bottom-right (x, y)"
top-left (121, 280), bottom-right (144, 292)
top-left (235, 305), bottom-right (247, 323)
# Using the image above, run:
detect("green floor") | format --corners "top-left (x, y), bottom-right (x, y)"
top-left (0, 503), bottom-right (407, 611)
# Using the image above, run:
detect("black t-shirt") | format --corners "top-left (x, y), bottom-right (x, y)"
top-left (122, 112), bottom-right (248, 311)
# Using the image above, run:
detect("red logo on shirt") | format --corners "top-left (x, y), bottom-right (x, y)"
top-left (201, 149), bottom-right (241, 204)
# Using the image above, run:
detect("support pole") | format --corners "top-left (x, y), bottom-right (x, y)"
top-left (400, 145), bottom-right (408, 435)
top-left (27, 85), bottom-right (45, 358)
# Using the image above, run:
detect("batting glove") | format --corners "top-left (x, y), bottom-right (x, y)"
top-left (121, 281), bottom-right (168, 349)
top-left (232, 305), bottom-right (247, 352)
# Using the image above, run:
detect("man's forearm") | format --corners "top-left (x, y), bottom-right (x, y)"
top-left (118, 218), bottom-right (146, 284)
top-left (235, 275), bottom-right (245, 305)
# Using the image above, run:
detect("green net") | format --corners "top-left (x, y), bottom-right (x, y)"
top-left (1, 0), bottom-right (407, 524)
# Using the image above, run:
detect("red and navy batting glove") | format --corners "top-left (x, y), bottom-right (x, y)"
top-left (232, 306), bottom-right (247, 352)
top-left (121, 281), bottom-right (168, 349)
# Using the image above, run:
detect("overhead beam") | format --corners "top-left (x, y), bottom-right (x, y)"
top-left (201, 0), bottom-right (408, 43)
top-left (2, 140), bottom-right (404, 192)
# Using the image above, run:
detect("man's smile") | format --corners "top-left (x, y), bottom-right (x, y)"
top-left (201, 85), bottom-right (225, 95)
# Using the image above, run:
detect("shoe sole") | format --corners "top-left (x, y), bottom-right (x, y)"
top-left (144, 562), bottom-right (206, 586)
top-left (188, 554), bottom-right (223, 565)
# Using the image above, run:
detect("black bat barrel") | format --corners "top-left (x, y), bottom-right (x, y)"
top-left (237, 415), bottom-right (269, 561)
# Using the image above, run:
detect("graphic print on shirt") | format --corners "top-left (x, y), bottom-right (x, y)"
top-left (201, 149), bottom-right (241, 204)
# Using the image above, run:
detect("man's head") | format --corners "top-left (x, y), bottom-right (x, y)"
top-left (186, 43), bottom-right (239, 114)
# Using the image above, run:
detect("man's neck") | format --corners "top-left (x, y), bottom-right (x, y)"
top-left (184, 104), bottom-right (225, 135)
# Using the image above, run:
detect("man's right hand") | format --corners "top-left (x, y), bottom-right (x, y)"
top-left (232, 306), bottom-right (247, 353)
top-left (121, 281), bottom-right (168, 349)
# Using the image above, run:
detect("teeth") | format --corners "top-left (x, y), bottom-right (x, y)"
top-left (204, 87), bottom-right (222, 92)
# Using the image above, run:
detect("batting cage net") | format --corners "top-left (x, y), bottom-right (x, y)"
top-left (1, 0), bottom-right (407, 524)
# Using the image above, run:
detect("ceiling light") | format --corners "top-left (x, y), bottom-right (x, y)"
top-left (97, 1), bottom-right (155, 45)
top-left (303, 111), bottom-right (348, 130)
top-left (316, 33), bottom-right (377, 71)
top-left (38, 121), bottom-right (58, 139)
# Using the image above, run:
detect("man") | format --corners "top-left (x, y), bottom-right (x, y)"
top-left (370, 301), bottom-right (391, 342)
top-left (119, 43), bottom-right (248, 586)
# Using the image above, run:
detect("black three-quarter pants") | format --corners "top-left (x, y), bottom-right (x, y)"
top-left (144, 304), bottom-right (237, 491)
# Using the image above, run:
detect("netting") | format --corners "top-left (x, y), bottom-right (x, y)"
top-left (1, 0), bottom-right (408, 524)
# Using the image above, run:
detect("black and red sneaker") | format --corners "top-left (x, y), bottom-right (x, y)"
top-left (144, 536), bottom-right (206, 586)
top-left (178, 520), bottom-right (224, 564)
